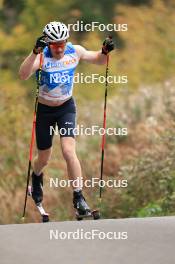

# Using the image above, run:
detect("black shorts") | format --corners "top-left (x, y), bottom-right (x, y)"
top-left (36, 97), bottom-right (76, 150)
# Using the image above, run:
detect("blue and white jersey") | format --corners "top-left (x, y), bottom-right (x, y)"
top-left (38, 42), bottom-right (79, 101)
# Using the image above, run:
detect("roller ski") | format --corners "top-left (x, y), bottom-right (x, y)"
top-left (73, 190), bottom-right (100, 221)
top-left (28, 172), bottom-right (49, 223)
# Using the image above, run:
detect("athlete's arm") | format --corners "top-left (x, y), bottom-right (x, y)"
top-left (19, 35), bottom-right (47, 80)
top-left (74, 45), bottom-right (107, 65)
top-left (74, 37), bottom-right (114, 65)
top-left (19, 53), bottom-right (40, 80)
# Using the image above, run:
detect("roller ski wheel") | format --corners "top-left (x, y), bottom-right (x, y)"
top-left (75, 209), bottom-right (100, 221)
top-left (42, 213), bottom-right (49, 223)
top-left (92, 210), bottom-right (100, 220)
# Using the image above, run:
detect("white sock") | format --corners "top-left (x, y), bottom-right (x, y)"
top-left (34, 171), bottom-right (42, 176)
top-left (74, 188), bottom-right (82, 193)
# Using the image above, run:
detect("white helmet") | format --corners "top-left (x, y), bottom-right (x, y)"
top-left (43, 21), bottom-right (69, 42)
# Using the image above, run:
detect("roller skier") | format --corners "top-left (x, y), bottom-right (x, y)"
top-left (19, 21), bottom-right (114, 221)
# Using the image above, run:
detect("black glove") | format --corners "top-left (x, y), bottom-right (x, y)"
top-left (102, 36), bottom-right (114, 55)
top-left (33, 35), bottom-right (48, 55)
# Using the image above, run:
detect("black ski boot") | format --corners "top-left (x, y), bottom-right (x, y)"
top-left (73, 190), bottom-right (91, 215)
top-left (31, 171), bottom-right (43, 205)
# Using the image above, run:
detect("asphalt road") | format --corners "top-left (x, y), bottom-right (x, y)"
top-left (1, 216), bottom-right (175, 264)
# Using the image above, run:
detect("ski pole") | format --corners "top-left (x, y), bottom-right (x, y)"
top-left (99, 54), bottom-right (109, 200)
top-left (22, 53), bottom-right (43, 220)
